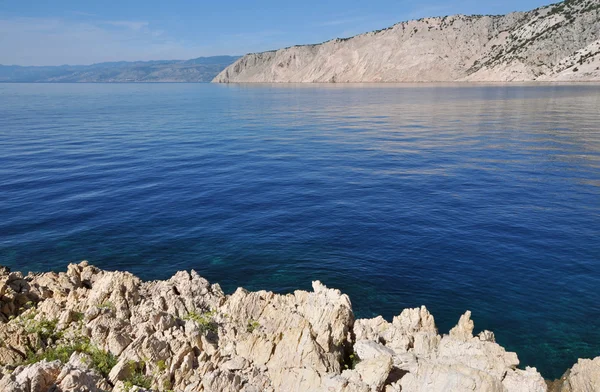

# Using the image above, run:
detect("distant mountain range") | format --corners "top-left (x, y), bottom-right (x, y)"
top-left (214, 0), bottom-right (600, 82)
top-left (0, 56), bottom-right (239, 83)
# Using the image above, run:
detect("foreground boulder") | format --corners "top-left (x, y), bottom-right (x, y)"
top-left (0, 262), bottom-right (597, 391)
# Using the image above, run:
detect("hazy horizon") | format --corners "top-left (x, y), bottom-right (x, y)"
top-left (0, 55), bottom-right (240, 68)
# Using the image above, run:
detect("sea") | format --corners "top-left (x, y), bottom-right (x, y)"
top-left (1, 82), bottom-right (599, 379)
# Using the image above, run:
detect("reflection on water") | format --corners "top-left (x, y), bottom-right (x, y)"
top-left (0, 83), bottom-right (599, 378)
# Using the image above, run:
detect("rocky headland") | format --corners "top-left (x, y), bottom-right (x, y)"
top-left (0, 262), bottom-right (598, 392)
top-left (213, 0), bottom-right (600, 83)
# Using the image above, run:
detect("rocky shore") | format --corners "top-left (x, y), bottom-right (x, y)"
top-left (0, 262), bottom-right (598, 391)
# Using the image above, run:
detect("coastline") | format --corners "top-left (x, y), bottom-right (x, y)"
top-left (0, 262), bottom-right (597, 391)
top-left (213, 1), bottom-right (600, 84)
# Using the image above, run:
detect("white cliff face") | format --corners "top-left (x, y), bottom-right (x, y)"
top-left (0, 262), bottom-right (598, 391)
top-left (213, 0), bottom-right (600, 83)
top-left (537, 40), bottom-right (600, 81)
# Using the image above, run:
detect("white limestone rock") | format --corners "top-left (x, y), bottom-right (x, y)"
top-left (503, 367), bottom-right (547, 392)
top-left (0, 360), bottom-right (61, 392)
top-left (354, 340), bottom-right (396, 361)
top-left (0, 261), bottom-right (592, 392)
top-left (553, 357), bottom-right (600, 392)
top-left (214, 0), bottom-right (600, 83)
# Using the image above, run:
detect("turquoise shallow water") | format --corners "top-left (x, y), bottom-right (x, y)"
top-left (1, 83), bottom-right (599, 378)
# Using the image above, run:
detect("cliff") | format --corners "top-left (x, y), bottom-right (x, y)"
top-left (213, 0), bottom-right (600, 83)
top-left (0, 262), bottom-right (598, 391)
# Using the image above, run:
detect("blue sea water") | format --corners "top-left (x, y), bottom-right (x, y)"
top-left (1, 83), bottom-right (599, 378)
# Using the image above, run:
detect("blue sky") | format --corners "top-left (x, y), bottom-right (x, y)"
top-left (0, 0), bottom-right (554, 66)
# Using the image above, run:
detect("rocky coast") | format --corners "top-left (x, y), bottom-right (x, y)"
top-left (0, 262), bottom-right (598, 391)
top-left (214, 0), bottom-right (600, 83)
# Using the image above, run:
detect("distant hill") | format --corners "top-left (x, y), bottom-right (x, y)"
top-left (0, 56), bottom-right (239, 83)
top-left (214, 0), bottom-right (600, 82)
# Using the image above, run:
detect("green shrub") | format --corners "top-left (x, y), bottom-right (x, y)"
top-left (23, 317), bottom-right (62, 341)
top-left (25, 344), bottom-right (72, 365)
top-left (183, 310), bottom-right (218, 334)
top-left (24, 336), bottom-right (117, 377)
top-left (123, 361), bottom-right (152, 391)
top-left (85, 345), bottom-right (118, 377)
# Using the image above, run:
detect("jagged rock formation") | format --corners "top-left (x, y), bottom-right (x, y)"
top-left (0, 262), bottom-right (598, 391)
top-left (213, 0), bottom-right (600, 83)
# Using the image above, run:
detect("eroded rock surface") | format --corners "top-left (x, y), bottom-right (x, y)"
top-left (0, 262), bottom-right (597, 391)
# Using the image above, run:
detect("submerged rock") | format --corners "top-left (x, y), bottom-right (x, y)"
top-left (0, 262), bottom-right (596, 391)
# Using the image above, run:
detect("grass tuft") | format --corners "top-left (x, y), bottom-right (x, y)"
top-left (183, 310), bottom-right (218, 334)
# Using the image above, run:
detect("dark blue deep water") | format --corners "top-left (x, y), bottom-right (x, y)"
top-left (1, 83), bottom-right (599, 378)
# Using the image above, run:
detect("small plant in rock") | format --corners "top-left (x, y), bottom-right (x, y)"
top-left (18, 309), bottom-right (37, 322)
top-left (23, 316), bottom-right (62, 341)
top-left (25, 340), bottom-right (74, 365)
top-left (162, 378), bottom-right (174, 391)
top-left (123, 361), bottom-right (153, 391)
top-left (183, 310), bottom-right (218, 334)
top-left (156, 359), bottom-right (167, 372)
top-left (343, 351), bottom-right (361, 370)
top-left (85, 345), bottom-right (118, 377)
top-left (96, 301), bottom-right (116, 311)
top-left (246, 319), bottom-right (260, 333)
top-left (72, 311), bottom-right (85, 322)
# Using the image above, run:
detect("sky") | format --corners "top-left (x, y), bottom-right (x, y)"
top-left (0, 0), bottom-right (555, 66)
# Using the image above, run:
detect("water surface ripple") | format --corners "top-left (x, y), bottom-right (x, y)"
top-left (1, 83), bottom-right (599, 378)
